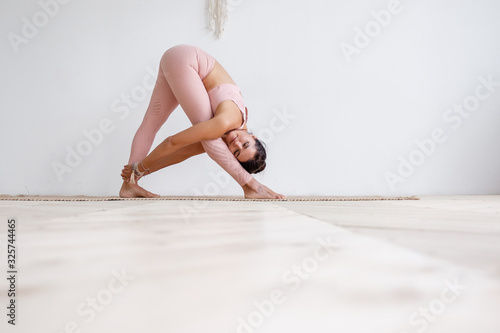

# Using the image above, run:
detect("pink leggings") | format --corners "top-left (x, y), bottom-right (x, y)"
top-left (127, 45), bottom-right (253, 186)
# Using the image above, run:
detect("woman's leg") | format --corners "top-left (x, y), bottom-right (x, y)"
top-left (120, 61), bottom-right (180, 198)
top-left (160, 45), bottom-right (253, 187)
top-left (127, 67), bottom-right (179, 164)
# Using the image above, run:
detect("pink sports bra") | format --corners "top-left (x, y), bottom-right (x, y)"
top-left (208, 84), bottom-right (247, 129)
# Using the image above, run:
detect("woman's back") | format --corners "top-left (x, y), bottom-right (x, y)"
top-left (202, 61), bottom-right (237, 92)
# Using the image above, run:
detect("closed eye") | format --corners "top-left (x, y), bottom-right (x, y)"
top-left (234, 142), bottom-right (250, 158)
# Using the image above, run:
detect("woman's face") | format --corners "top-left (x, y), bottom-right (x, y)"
top-left (222, 130), bottom-right (257, 162)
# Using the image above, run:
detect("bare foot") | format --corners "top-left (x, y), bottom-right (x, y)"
top-left (243, 178), bottom-right (286, 199)
top-left (119, 180), bottom-right (160, 198)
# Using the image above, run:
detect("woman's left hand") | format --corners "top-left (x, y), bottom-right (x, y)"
top-left (121, 164), bottom-right (138, 182)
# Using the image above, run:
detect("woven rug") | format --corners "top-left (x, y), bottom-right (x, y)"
top-left (0, 195), bottom-right (419, 202)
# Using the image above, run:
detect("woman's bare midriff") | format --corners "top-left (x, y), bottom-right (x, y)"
top-left (202, 61), bottom-right (237, 92)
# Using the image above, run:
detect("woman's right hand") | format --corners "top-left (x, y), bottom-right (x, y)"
top-left (243, 178), bottom-right (286, 199)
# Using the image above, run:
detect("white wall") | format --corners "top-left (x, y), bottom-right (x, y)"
top-left (1, 0), bottom-right (499, 196)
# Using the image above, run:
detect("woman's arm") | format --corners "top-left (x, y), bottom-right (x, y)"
top-left (121, 142), bottom-right (205, 182)
top-left (148, 142), bottom-right (205, 173)
top-left (139, 114), bottom-right (232, 172)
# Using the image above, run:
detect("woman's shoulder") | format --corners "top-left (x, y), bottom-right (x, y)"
top-left (214, 101), bottom-right (246, 131)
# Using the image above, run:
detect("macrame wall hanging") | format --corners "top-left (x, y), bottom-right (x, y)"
top-left (207, 0), bottom-right (229, 38)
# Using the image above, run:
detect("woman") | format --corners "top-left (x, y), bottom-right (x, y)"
top-left (119, 44), bottom-right (284, 199)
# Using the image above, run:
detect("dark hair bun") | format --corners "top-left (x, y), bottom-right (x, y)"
top-left (239, 138), bottom-right (267, 174)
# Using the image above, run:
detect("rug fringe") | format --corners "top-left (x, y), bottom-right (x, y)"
top-left (0, 195), bottom-right (419, 202)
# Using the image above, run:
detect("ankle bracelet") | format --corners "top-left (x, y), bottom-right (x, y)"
top-left (140, 161), bottom-right (150, 175)
top-left (130, 162), bottom-right (144, 184)
top-left (132, 162), bottom-right (145, 178)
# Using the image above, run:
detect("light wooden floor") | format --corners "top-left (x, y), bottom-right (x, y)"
top-left (278, 196), bottom-right (500, 274)
top-left (1, 196), bottom-right (499, 333)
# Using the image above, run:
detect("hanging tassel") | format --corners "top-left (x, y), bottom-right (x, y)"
top-left (208, 0), bottom-right (228, 38)
top-left (129, 162), bottom-right (142, 185)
